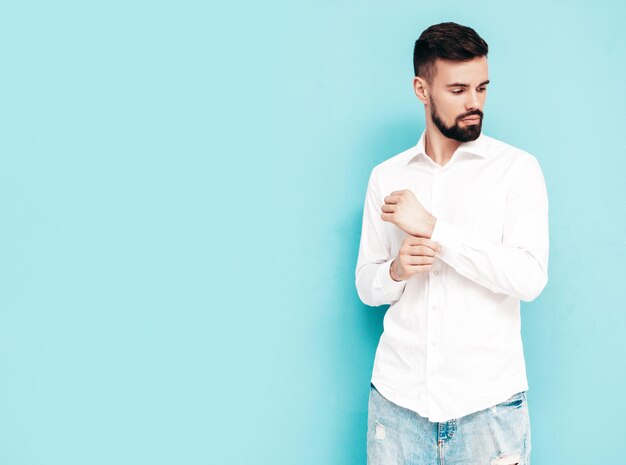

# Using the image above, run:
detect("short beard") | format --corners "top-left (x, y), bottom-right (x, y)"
top-left (430, 96), bottom-right (483, 142)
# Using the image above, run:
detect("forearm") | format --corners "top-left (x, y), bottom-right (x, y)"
top-left (431, 218), bottom-right (548, 301)
top-left (355, 257), bottom-right (406, 307)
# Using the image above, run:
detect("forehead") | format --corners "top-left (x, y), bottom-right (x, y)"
top-left (433, 56), bottom-right (489, 85)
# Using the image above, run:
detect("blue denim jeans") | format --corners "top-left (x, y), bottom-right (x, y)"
top-left (367, 383), bottom-right (531, 465)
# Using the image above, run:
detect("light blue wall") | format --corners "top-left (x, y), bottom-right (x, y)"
top-left (1, 1), bottom-right (624, 464)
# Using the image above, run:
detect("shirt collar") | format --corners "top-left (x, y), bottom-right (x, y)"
top-left (407, 129), bottom-right (488, 165)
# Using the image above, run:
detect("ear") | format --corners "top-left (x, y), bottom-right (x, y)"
top-left (413, 76), bottom-right (429, 105)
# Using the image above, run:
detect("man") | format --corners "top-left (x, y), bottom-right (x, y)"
top-left (355, 22), bottom-right (549, 465)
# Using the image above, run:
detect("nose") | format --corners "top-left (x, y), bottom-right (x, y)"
top-left (465, 90), bottom-right (481, 110)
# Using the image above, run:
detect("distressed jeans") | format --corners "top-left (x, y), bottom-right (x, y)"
top-left (367, 383), bottom-right (531, 465)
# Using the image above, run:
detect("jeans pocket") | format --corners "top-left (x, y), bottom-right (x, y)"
top-left (497, 391), bottom-right (525, 409)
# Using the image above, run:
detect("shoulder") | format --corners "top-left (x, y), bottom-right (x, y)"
top-left (484, 136), bottom-right (543, 184)
top-left (482, 133), bottom-right (544, 174)
top-left (482, 134), bottom-right (548, 201)
top-left (368, 145), bottom-right (416, 183)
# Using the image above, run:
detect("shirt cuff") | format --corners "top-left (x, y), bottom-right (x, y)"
top-left (430, 218), bottom-right (465, 265)
top-left (374, 258), bottom-right (407, 294)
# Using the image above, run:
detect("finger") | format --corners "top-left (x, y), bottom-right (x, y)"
top-left (381, 204), bottom-right (396, 213)
top-left (407, 245), bottom-right (438, 257)
top-left (405, 236), bottom-right (441, 252)
top-left (406, 256), bottom-right (435, 266)
top-left (390, 190), bottom-right (407, 196)
top-left (381, 213), bottom-right (394, 222)
top-left (384, 195), bottom-right (399, 204)
top-left (409, 264), bottom-right (433, 273)
top-left (427, 240), bottom-right (442, 253)
top-left (408, 243), bottom-right (440, 255)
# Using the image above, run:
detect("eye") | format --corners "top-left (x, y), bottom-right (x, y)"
top-left (478, 87), bottom-right (487, 92)
top-left (451, 89), bottom-right (464, 94)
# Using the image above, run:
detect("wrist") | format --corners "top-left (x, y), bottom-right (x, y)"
top-left (422, 214), bottom-right (437, 238)
top-left (389, 259), bottom-right (402, 282)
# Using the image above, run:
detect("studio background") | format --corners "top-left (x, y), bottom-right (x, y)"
top-left (1, 1), bottom-right (624, 464)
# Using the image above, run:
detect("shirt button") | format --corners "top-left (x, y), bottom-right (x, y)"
top-left (434, 269), bottom-right (439, 275)
top-left (432, 305), bottom-right (438, 311)
top-left (431, 341), bottom-right (437, 346)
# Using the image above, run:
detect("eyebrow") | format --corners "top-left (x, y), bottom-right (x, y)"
top-left (446, 80), bottom-right (490, 88)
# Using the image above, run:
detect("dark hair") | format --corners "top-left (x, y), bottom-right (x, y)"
top-left (413, 22), bottom-right (488, 83)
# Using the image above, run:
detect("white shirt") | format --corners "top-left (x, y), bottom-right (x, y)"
top-left (355, 129), bottom-right (549, 422)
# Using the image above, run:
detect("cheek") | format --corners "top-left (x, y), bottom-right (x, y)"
top-left (444, 105), bottom-right (465, 123)
top-left (438, 96), bottom-right (463, 118)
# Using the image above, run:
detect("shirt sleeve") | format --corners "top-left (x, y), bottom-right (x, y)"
top-left (355, 170), bottom-right (407, 307)
top-left (430, 155), bottom-right (549, 302)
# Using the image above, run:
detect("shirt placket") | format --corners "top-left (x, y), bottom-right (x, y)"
top-left (426, 168), bottom-right (443, 417)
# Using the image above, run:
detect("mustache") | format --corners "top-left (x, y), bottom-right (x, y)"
top-left (458, 110), bottom-right (483, 121)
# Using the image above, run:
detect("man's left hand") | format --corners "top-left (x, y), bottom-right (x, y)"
top-left (381, 189), bottom-right (437, 238)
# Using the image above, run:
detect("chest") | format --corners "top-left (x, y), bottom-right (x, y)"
top-left (379, 161), bottom-right (509, 250)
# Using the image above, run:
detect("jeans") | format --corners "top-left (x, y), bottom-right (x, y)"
top-left (367, 383), bottom-right (531, 465)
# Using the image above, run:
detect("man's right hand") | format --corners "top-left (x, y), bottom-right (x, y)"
top-left (390, 235), bottom-right (441, 282)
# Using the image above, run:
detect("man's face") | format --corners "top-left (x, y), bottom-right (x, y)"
top-left (424, 56), bottom-right (489, 142)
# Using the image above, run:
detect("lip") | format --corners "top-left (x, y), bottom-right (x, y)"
top-left (461, 116), bottom-right (481, 123)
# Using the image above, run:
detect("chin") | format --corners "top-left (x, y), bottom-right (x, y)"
top-left (457, 129), bottom-right (481, 142)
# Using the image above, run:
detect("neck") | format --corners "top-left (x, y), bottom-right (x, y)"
top-left (424, 123), bottom-right (462, 167)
